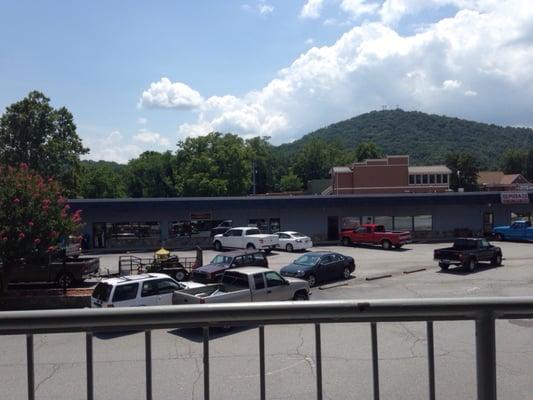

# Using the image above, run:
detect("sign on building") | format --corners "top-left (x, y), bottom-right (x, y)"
top-left (500, 192), bottom-right (530, 204)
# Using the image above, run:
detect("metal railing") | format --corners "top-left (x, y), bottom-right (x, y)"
top-left (1, 297), bottom-right (533, 400)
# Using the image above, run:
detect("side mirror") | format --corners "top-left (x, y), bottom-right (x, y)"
top-left (283, 279), bottom-right (289, 285)
top-left (223, 232), bottom-right (229, 237)
top-left (230, 263), bottom-right (237, 268)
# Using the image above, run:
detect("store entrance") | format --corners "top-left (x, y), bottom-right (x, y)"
top-left (327, 216), bottom-right (339, 241)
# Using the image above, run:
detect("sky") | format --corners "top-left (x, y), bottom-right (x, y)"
top-left (1, 0), bottom-right (532, 163)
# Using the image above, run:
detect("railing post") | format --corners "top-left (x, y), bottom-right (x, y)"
top-left (26, 334), bottom-right (34, 400)
top-left (259, 326), bottom-right (266, 400)
top-left (475, 315), bottom-right (497, 400)
top-left (426, 322), bottom-right (436, 400)
top-left (371, 322), bottom-right (380, 400)
top-left (145, 330), bottom-right (152, 400)
top-left (203, 327), bottom-right (210, 400)
top-left (315, 323), bottom-right (323, 400)
top-left (86, 332), bottom-right (94, 400)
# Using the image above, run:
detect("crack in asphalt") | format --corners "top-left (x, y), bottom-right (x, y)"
top-left (35, 363), bottom-right (61, 393)
top-left (190, 357), bottom-right (202, 400)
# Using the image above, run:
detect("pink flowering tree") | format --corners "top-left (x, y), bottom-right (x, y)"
top-left (0, 164), bottom-right (82, 291)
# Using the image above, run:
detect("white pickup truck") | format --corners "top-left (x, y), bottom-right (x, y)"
top-left (172, 267), bottom-right (310, 304)
top-left (213, 227), bottom-right (279, 252)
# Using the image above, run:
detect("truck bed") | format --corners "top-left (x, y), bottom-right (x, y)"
top-left (172, 284), bottom-right (252, 304)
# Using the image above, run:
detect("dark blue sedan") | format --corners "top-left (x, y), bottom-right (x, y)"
top-left (280, 251), bottom-right (355, 287)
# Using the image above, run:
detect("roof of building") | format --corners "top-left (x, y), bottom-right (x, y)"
top-left (331, 166), bottom-right (352, 173)
top-left (478, 171), bottom-right (530, 186)
top-left (408, 165), bottom-right (451, 174)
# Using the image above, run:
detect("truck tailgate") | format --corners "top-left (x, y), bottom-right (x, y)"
top-left (434, 249), bottom-right (463, 261)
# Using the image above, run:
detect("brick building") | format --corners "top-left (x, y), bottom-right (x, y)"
top-left (330, 155), bottom-right (451, 195)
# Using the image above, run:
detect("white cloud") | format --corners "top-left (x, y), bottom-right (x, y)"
top-left (139, 77), bottom-right (203, 109)
top-left (300, 0), bottom-right (325, 19)
top-left (340, 0), bottom-right (380, 18)
top-left (83, 131), bottom-right (144, 164)
top-left (169, 0), bottom-right (533, 143)
top-left (305, 38), bottom-right (315, 45)
top-left (258, 3), bottom-right (274, 15)
top-left (137, 117), bottom-right (147, 125)
top-left (133, 129), bottom-right (171, 147)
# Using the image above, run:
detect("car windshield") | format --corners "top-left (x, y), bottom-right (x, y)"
top-left (92, 283), bottom-right (112, 301)
top-left (291, 232), bottom-right (306, 237)
top-left (294, 254), bottom-right (320, 266)
top-left (211, 255), bottom-right (232, 264)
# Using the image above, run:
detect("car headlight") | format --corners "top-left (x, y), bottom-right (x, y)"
top-left (296, 270), bottom-right (305, 277)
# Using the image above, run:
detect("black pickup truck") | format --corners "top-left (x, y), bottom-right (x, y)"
top-left (434, 238), bottom-right (503, 272)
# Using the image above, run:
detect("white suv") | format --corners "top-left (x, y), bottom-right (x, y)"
top-left (91, 273), bottom-right (204, 308)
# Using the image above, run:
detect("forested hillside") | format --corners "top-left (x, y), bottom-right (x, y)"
top-left (276, 110), bottom-right (533, 169)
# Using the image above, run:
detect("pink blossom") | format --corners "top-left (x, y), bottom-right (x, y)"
top-left (19, 163), bottom-right (29, 170)
top-left (33, 238), bottom-right (41, 245)
top-left (13, 198), bottom-right (20, 205)
top-left (18, 232), bottom-right (25, 240)
top-left (28, 221), bottom-right (34, 228)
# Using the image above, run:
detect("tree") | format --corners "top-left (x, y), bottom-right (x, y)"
top-left (354, 142), bottom-right (383, 162)
top-left (0, 91), bottom-right (88, 196)
top-left (79, 161), bottom-right (126, 198)
top-left (0, 164), bottom-right (82, 291)
top-left (175, 133), bottom-right (251, 196)
top-left (279, 170), bottom-right (303, 192)
top-left (123, 151), bottom-right (177, 197)
top-left (445, 152), bottom-right (480, 191)
top-left (500, 149), bottom-right (527, 175)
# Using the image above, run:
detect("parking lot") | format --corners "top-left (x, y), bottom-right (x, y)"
top-left (2, 241), bottom-right (533, 399)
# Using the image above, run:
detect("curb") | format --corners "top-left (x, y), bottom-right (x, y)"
top-left (318, 282), bottom-right (349, 290)
top-left (365, 274), bottom-right (392, 281)
top-left (403, 268), bottom-right (427, 274)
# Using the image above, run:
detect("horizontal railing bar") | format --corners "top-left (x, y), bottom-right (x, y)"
top-left (1, 297), bottom-right (533, 335)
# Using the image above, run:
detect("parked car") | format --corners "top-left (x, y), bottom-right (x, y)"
top-left (210, 220), bottom-right (233, 237)
top-left (8, 256), bottom-right (99, 288)
top-left (434, 238), bottom-right (503, 272)
top-left (275, 231), bottom-right (313, 252)
top-left (213, 227), bottom-right (279, 252)
top-left (340, 224), bottom-right (411, 250)
top-left (191, 250), bottom-right (268, 283)
top-left (493, 220), bottom-right (533, 241)
top-left (91, 273), bottom-right (205, 308)
top-left (280, 251), bottom-right (355, 287)
top-left (172, 267), bottom-right (310, 304)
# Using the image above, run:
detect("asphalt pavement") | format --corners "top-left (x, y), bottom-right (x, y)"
top-left (1, 241), bottom-right (533, 399)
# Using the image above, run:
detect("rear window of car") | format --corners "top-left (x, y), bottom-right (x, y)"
top-left (253, 253), bottom-right (266, 262)
top-left (453, 239), bottom-right (477, 249)
top-left (92, 283), bottom-right (112, 301)
top-left (247, 229), bottom-right (261, 235)
top-left (112, 283), bottom-right (139, 302)
top-left (221, 272), bottom-right (250, 288)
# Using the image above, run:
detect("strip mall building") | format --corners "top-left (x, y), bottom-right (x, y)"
top-left (70, 191), bottom-right (532, 251)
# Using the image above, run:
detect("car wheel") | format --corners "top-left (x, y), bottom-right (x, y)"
top-left (343, 266), bottom-right (351, 280)
top-left (382, 240), bottom-right (392, 250)
top-left (465, 258), bottom-right (477, 272)
top-left (286, 243), bottom-right (294, 252)
top-left (175, 269), bottom-right (187, 281)
top-left (56, 272), bottom-right (74, 288)
top-left (214, 241), bottom-right (222, 251)
top-left (491, 253), bottom-right (502, 266)
top-left (246, 243), bottom-right (256, 250)
top-left (342, 237), bottom-right (351, 246)
top-left (307, 274), bottom-right (317, 287)
top-left (438, 262), bottom-right (449, 270)
top-left (293, 290), bottom-right (309, 301)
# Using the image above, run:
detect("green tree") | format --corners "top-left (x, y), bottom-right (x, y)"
top-left (354, 142), bottom-right (383, 162)
top-left (279, 170), bottom-right (303, 192)
top-left (0, 91), bottom-right (88, 196)
top-left (0, 164), bottom-right (81, 291)
top-left (293, 138), bottom-right (333, 186)
top-left (123, 151), bottom-right (177, 197)
top-left (445, 152), bottom-right (480, 191)
top-left (500, 149), bottom-right (527, 175)
top-left (175, 133), bottom-right (251, 196)
top-left (78, 161), bottom-right (126, 198)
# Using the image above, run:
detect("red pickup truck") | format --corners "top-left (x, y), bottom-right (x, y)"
top-left (340, 224), bottom-right (412, 250)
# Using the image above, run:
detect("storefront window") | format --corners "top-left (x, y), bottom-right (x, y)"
top-left (109, 222), bottom-right (160, 239)
top-left (269, 218), bottom-right (281, 233)
top-left (341, 217), bottom-right (361, 230)
top-left (394, 216), bottom-right (413, 231)
top-left (249, 219), bottom-right (268, 233)
top-left (374, 216), bottom-right (393, 230)
top-left (413, 215), bottom-right (432, 231)
top-left (511, 212), bottom-right (531, 223)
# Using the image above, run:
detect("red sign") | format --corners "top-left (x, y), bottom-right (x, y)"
top-left (500, 192), bottom-right (530, 204)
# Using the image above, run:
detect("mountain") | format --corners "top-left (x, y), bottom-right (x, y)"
top-left (276, 109), bottom-right (533, 169)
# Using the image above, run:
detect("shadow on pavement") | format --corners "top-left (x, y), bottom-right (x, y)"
top-left (436, 263), bottom-right (503, 275)
top-left (94, 330), bottom-right (142, 340)
top-left (339, 244), bottom-right (412, 252)
top-left (168, 326), bottom-right (256, 342)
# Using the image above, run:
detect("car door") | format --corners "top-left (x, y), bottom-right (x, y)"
top-left (277, 233), bottom-right (288, 248)
top-left (330, 254), bottom-right (345, 277)
top-left (264, 271), bottom-right (291, 300)
top-left (140, 280), bottom-right (161, 306)
top-left (317, 255), bottom-right (335, 281)
top-left (478, 239), bottom-right (493, 262)
top-left (251, 273), bottom-right (269, 301)
top-left (230, 229), bottom-right (243, 248)
top-left (508, 223), bottom-right (522, 240)
top-left (155, 278), bottom-right (183, 305)
top-left (110, 282), bottom-right (140, 307)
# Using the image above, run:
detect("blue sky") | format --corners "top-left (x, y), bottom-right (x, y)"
top-left (1, 1), bottom-right (532, 162)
